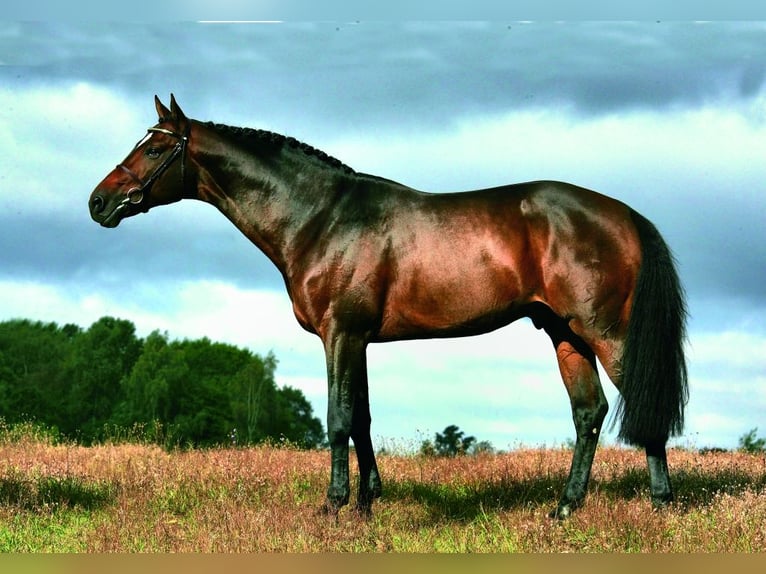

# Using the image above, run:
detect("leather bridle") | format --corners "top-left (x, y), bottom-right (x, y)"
top-left (115, 124), bottom-right (190, 211)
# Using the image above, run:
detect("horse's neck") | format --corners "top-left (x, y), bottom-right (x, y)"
top-left (194, 138), bottom-right (341, 274)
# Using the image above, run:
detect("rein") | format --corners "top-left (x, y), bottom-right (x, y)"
top-left (116, 124), bottom-right (190, 210)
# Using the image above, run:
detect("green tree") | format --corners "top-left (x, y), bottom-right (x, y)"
top-left (0, 315), bottom-right (325, 449)
top-left (421, 425), bottom-right (477, 457)
top-left (436, 424), bottom-right (476, 456)
top-left (270, 385), bottom-right (326, 448)
top-left (162, 338), bottom-right (239, 446)
top-left (227, 352), bottom-right (278, 444)
top-left (112, 330), bottom-right (187, 428)
top-left (227, 354), bottom-right (325, 448)
top-left (65, 317), bottom-right (141, 441)
top-left (0, 319), bottom-right (75, 429)
top-left (738, 428), bottom-right (766, 453)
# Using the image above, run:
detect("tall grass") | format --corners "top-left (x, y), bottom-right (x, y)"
top-left (0, 424), bottom-right (764, 552)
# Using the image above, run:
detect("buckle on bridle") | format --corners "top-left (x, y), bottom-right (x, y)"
top-left (126, 187), bottom-right (145, 205)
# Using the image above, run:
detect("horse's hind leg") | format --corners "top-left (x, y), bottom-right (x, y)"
top-left (552, 341), bottom-right (608, 519)
top-left (645, 442), bottom-right (673, 508)
top-left (591, 344), bottom-right (674, 509)
top-left (534, 309), bottom-right (608, 519)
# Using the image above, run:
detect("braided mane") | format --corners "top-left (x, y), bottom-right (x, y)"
top-left (202, 121), bottom-right (355, 174)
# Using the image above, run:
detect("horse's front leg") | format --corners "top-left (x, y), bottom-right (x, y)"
top-left (320, 329), bottom-right (380, 516)
top-left (350, 377), bottom-right (382, 517)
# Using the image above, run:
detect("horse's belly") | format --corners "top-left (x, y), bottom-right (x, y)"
top-left (373, 212), bottom-right (533, 341)
top-left (377, 270), bottom-right (526, 341)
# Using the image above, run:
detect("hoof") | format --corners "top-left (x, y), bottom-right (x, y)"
top-left (548, 505), bottom-right (572, 520)
top-left (548, 498), bottom-right (581, 520)
top-left (353, 503), bottom-right (373, 520)
top-left (651, 493), bottom-right (674, 511)
top-left (353, 491), bottom-right (379, 520)
top-left (317, 500), bottom-right (341, 518)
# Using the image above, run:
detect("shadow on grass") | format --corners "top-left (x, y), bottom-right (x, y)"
top-left (671, 466), bottom-right (766, 508)
top-left (0, 474), bottom-right (117, 512)
top-left (382, 472), bottom-right (567, 521)
top-left (382, 466), bottom-right (766, 522)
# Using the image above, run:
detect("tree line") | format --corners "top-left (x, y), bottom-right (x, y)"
top-left (419, 424), bottom-right (495, 457)
top-left (0, 317), bottom-right (325, 448)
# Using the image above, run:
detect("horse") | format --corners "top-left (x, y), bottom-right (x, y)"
top-left (89, 95), bottom-right (688, 519)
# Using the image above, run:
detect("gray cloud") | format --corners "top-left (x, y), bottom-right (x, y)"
top-left (0, 209), bottom-right (283, 291)
top-left (3, 22), bottom-right (765, 130)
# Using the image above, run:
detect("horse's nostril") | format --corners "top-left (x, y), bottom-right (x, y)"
top-left (91, 195), bottom-right (105, 214)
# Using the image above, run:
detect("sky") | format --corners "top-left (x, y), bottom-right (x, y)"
top-left (1, 20), bottom-right (765, 451)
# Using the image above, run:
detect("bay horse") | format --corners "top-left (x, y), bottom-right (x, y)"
top-left (89, 95), bottom-right (687, 519)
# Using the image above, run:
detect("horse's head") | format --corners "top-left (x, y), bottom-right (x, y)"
top-left (89, 94), bottom-right (193, 228)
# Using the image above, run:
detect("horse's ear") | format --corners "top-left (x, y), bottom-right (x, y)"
top-left (155, 95), bottom-right (171, 121)
top-left (169, 94), bottom-right (187, 122)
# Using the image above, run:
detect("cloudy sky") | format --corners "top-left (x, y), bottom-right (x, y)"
top-left (1, 20), bottom-right (765, 451)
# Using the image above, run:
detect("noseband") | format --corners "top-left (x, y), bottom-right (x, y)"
top-left (116, 124), bottom-right (190, 210)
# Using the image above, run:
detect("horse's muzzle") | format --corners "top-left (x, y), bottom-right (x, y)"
top-left (90, 194), bottom-right (105, 215)
top-left (89, 192), bottom-right (126, 228)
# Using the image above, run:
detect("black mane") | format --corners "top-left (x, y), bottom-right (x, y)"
top-left (202, 121), bottom-right (355, 174)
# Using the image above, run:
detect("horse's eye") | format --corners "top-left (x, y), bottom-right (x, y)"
top-left (145, 147), bottom-right (162, 159)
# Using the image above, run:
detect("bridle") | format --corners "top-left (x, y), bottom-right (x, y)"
top-left (115, 123), bottom-right (190, 211)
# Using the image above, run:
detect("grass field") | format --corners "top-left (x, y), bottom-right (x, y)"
top-left (0, 428), bottom-right (764, 552)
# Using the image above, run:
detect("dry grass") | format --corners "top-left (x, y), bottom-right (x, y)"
top-left (0, 435), bottom-right (764, 552)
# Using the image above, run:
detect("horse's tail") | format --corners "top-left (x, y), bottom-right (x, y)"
top-left (615, 209), bottom-right (688, 447)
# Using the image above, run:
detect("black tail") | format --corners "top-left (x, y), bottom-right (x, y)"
top-left (616, 209), bottom-right (688, 447)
